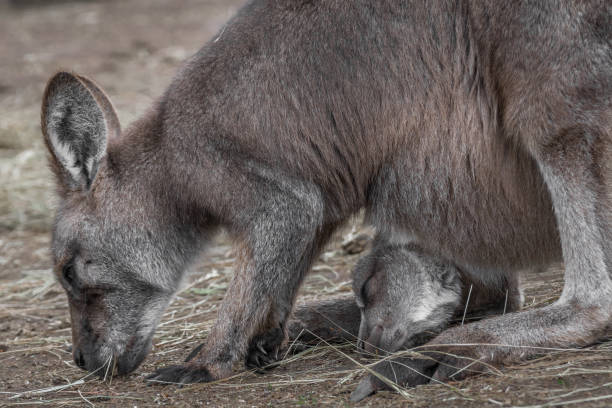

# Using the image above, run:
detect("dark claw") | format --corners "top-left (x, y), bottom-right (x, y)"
top-left (257, 344), bottom-right (268, 355)
top-left (184, 342), bottom-right (205, 362)
top-left (245, 348), bottom-right (279, 372)
top-left (145, 364), bottom-right (214, 385)
top-left (245, 328), bottom-right (284, 371)
top-left (245, 353), bottom-right (261, 371)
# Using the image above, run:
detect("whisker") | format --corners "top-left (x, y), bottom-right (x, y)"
top-left (461, 284), bottom-right (473, 326)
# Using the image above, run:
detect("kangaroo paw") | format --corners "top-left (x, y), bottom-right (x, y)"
top-left (350, 353), bottom-right (435, 401)
top-left (145, 364), bottom-right (214, 385)
top-left (245, 328), bottom-right (284, 371)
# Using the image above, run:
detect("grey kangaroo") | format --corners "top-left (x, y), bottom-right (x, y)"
top-left (41, 0), bottom-right (611, 400)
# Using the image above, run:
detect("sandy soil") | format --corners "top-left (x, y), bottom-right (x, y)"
top-left (1, 1), bottom-right (611, 407)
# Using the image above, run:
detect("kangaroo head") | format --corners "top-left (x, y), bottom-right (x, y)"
top-left (353, 245), bottom-right (462, 353)
top-left (41, 72), bottom-right (196, 376)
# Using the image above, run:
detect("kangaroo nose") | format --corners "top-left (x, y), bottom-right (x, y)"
top-left (74, 348), bottom-right (86, 369)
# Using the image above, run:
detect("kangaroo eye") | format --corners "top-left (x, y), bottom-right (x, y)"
top-left (85, 291), bottom-right (101, 307)
top-left (63, 263), bottom-right (75, 286)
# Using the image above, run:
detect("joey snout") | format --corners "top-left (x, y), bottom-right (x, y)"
top-left (359, 323), bottom-right (408, 355)
top-left (359, 324), bottom-right (382, 353)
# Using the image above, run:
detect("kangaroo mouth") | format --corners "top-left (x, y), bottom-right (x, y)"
top-left (115, 334), bottom-right (153, 376)
top-left (77, 332), bottom-right (153, 378)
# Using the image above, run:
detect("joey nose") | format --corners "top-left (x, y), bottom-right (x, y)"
top-left (364, 325), bottom-right (383, 354)
top-left (74, 348), bottom-right (86, 370)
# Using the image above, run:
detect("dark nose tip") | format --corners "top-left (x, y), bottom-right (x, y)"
top-left (74, 348), bottom-right (86, 369)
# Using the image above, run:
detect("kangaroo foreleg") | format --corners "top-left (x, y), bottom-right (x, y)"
top-left (246, 295), bottom-right (361, 369)
top-left (147, 181), bottom-right (329, 384)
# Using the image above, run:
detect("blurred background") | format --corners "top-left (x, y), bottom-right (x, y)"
top-left (0, 0), bottom-right (245, 231)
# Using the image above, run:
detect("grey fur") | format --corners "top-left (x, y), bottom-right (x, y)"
top-left (352, 235), bottom-right (523, 355)
top-left (43, 73), bottom-right (109, 189)
top-left (39, 0), bottom-right (611, 399)
top-left (353, 240), bottom-right (463, 353)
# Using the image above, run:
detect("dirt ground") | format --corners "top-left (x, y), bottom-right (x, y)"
top-left (1, 1), bottom-right (611, 407)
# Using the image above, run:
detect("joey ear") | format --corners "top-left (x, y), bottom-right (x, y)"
top-left (41, 71), bottom-right (120, 191)
top-left (439, 267), bottom-right (461, 290)
top-left (352, 253), bottom-right (376, 297)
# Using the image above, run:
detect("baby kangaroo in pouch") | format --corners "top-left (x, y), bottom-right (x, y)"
top-left (41, 0), bottom-right (611, 400)
top-left (349, 236), bottom-right (524, 400)
top-left (353, 236), bottom-right (523, 355)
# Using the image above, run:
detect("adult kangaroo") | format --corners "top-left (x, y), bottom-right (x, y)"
top-left (41, 0), bottom-right (611, 398)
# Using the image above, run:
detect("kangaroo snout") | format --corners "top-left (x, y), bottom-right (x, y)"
top-left (73, 336), bottom-right (152, 378)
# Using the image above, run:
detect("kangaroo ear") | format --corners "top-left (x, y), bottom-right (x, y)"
top-left (41, 71), bottom-right (120, 192)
